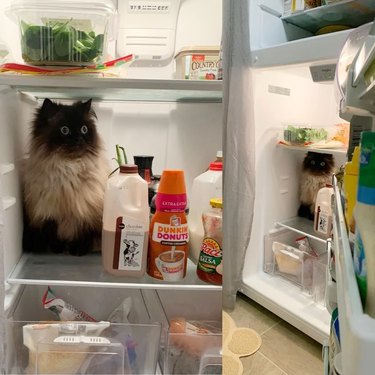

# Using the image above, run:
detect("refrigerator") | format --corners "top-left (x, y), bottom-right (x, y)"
top-left (0, 0), bottom-right (223, 374)
top-left (221, 1), bottom-right (375, 374)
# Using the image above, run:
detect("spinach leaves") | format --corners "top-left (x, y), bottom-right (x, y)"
top-left (21, 19), bottom-right (104, 65)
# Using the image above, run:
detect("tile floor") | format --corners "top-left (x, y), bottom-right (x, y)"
top-left (228, 293), bottom-right (323, 375)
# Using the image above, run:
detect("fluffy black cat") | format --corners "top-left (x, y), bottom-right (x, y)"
top-left (22, 99), bottom-right (109, 255)
top-left (298, 151), bottom-right (335, 220)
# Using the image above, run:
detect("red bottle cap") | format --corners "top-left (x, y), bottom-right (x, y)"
top-left (209, 162), bottom-right (223, 171)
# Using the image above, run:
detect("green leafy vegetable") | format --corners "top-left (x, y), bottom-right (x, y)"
top-left (21, 19), bottom-right (105, 65)
top-left (284, 125), bottom-right (328, 144)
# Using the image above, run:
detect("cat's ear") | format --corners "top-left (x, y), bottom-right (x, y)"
top-left (78, 99), bottom-right (92, 113)
top-left (40, 99), bottom-right (58, 116)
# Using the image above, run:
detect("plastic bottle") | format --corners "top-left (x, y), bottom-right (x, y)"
top-left (314, 184), bottom-right (334, 238)
top-left (189, 161), bottom-right (223, 263)
top-left (197, 198), bottom-right (223, 285)
top-left (147, 170), bottom-right (189, 281)
top-left (354, 132), bottom-right (375, 316)
top-left (343, 146), bottom-right (360, 234)
top-left (102, 164), bottom-right (150, 277)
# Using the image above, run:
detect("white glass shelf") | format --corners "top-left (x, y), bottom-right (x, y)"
top-left (277, 143), bottom-right (347, 155)
top-left (276, 216), bottom-right (328, 243)
top-left (0, 75), bottom-right (223, 103)
top-left (252, 29), bottom-right (352, 67)
top-left (7, 253), bottom-right (221, 291)
top-left (282, 0), bottom-right (375, 35)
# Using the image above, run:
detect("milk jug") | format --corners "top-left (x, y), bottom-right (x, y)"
top-left (314, 185), bottom-right (334, 239)
top-left (189, 161), bottom-right (223, 263)
top-left (102, 164), bottom-right (149, 277)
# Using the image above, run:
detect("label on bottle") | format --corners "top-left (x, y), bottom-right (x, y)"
top-left (155, 193), bottom-right (187, 212)
top-left (152, 215), bottom-right (189, 245)
top-left (316, 207), bottom-right (329, 234)
top-left (197, 237), bottom-right (222, 274)
top-left (113, 217), bottom-right (146, 271)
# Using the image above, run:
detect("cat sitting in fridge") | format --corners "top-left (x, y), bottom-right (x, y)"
top-left (22, 98), bottom-right (109, 255)
top-left (298, 151), bottom-right (335, 220)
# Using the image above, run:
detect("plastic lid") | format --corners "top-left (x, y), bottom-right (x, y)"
top-left (209, 162), bottom-right (223, 171)
top-left (158, 170), bottom-right (186, 195)
top-left (210, 198), bottom-right (222, 208)
top-left (216, 150), bottom-right (223, 158)
top-left (119, 164), bottom-right (138, 174)
top-left (10, 0), bottom-right (115, 14)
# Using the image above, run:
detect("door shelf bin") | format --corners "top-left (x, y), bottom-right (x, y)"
top-left (156, 290), bottom-right (222, 375)
top-left (5, 286), bottom-right (163, 375)
top-left (264, 228), bottom-right (327, 299)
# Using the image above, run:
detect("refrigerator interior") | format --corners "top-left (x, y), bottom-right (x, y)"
top-left (0, 0), bottom-right (224, 373)
top-left (240, 61), bottom-right (348, 344)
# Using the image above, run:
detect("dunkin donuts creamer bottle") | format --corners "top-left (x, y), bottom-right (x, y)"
top-left (102, 164), bottom-right (149, 277)
top-left (148, 170), bottom-right (189, 281)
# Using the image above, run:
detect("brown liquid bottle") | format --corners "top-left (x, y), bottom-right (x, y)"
top-left (147, 170), bottom-right (189, 281)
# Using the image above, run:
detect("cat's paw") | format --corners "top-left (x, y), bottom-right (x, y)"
top-left (298, 204), bottom-right (313, 220)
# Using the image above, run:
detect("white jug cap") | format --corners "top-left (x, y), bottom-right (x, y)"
top-left (216, 151), bottom-right (223, 158)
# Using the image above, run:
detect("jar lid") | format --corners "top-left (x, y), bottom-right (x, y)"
top-left (209, 162), bottom-right (223, 171)
top-left (120, 164), bottom-right (138, 174)
top-left (210, 198), bottom-right (222, 208)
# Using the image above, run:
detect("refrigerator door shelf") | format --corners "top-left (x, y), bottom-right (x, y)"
top-left (7, 253), bottom-right (221, 291)
top-left (333, 178), bottom-right (375, 375)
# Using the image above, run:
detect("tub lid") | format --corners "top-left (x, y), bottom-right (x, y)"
top-left (174, 46), bottom-right (220, 59)
top-left (10, 0), bottom-right (115, 15)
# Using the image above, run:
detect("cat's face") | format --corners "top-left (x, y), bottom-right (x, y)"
top-left (32, 99), bottom-right (99, 157)
top-left (302, 152), bottom-right (335, 175)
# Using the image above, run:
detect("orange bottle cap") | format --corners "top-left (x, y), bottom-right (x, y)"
top-left (158, 170), bottom-right (186, 194)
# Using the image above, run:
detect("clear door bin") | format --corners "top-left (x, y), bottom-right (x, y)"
top-left (313, 255), bottom-right (328, 307)
top-left (264, 228), bottom-right (327, 294)
top-left (155, 290), bottom-right (222, 375)
top-left (5, 286), bottom-right (162, 375)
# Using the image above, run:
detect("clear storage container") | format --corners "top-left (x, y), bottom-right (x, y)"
top-left (5, 286), bottom-right (162, 375)
top-left (9, 0), bottom-right (115, 66)
top-left (264, 228), bottom-right (327, 294)
top-left (156, 290), bottom-right (222, 375)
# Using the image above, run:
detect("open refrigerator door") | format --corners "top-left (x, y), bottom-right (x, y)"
top-left (328, 20), bottom-right (375, 375)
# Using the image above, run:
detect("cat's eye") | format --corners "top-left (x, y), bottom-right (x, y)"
top-left (60, 126), bottom-right (70, 135)
top-left (310, 160), bottom-right (315, 165)
top-left (320, 162), bottom-right (326, 166)
top-left (81, 125), bottom-right (88, 135)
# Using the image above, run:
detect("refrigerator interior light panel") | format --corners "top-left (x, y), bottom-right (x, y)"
top-left (117, 0), bottom-right (182, 63)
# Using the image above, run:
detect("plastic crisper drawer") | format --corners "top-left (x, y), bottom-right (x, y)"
top-left (156, 290), bottom-right (222, 375)
top-left (333, 180), bottom-right (375, 375)
top-left (4, 286), bottom-right (162, 375)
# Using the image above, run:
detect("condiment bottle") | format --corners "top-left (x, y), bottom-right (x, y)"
top-left (343, 146), bottom-right (360, 234)
top-left (147, 170), bottom-right (189, 281)
top-left (102, 164), bottom-right (149, 277)
top-left (354, 132), bottom-right (375, 315)
top-left (197, 198), bottom-right (223, 285)
top-left (133, 155), bottom-right (154, 185)
top-left (189, 161), bottom-right (223, 263)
